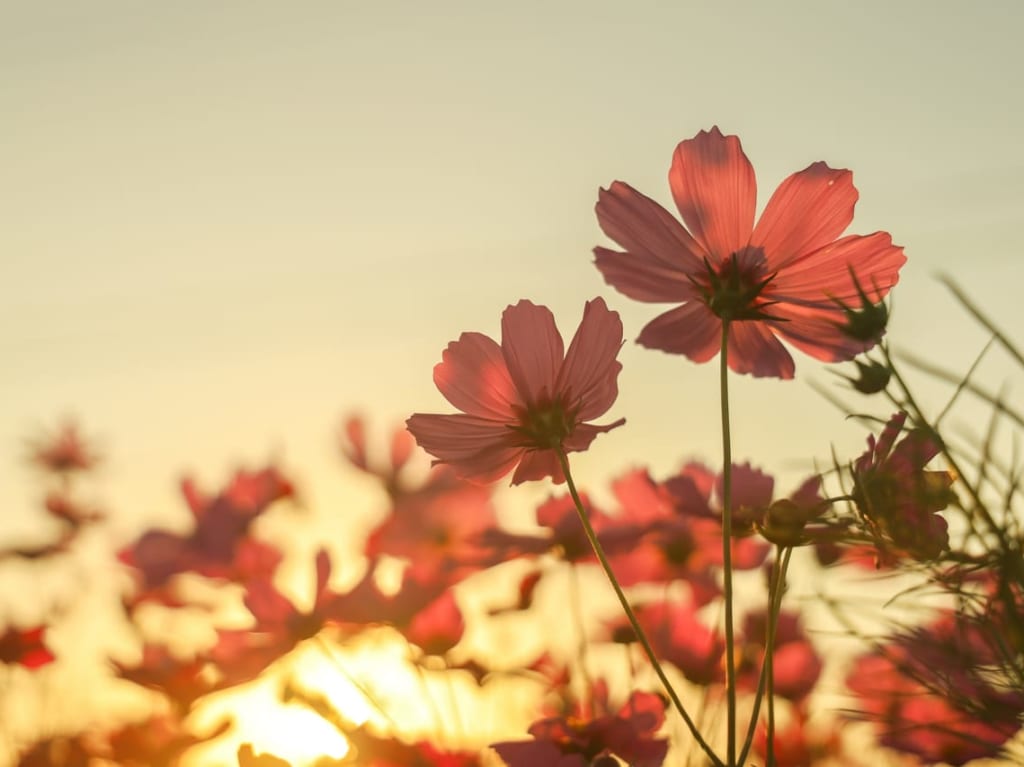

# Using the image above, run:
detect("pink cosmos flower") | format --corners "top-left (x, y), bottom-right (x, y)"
top-left (407, 298), bottom-right (625, 484)
top-left (852, 412), bottom-right (953, 560)
top-left (594, 126), bottom-right (906, 378)
top-left (492, 690), bottom-right (668, 767)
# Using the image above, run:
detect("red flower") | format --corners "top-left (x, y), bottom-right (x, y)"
top-left (492, 691), bottom-right (668, 767)
top-left (28, 420), bottom-right (99, 474)
top-left (605, 596), bottom-right (725, 686)
top-left (852, 412), bottom-right (953, 560)
top-left (594, 126), bottom-right (906, 378)
top-left (0, 625), bottom-right (55, 669)
top-left (847, 636), bottom-right (1024, 765)
top-left (738, 610), bottom-right (822, 702)
top-left (407, 298), bottom-right (624, 485)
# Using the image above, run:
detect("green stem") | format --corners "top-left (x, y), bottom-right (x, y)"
top-left (719, 321), bottom-right (737, 766)
top-left (554, 448), bottom-right (724, 767)
top-left (737, 546), bottom-right (792, 767)
top-left (568, 562), bottom-right (596, 716)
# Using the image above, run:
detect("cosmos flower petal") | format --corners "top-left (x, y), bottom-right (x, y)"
top-left (594, 181), bottom-right (705, 296)
top-left (769, 232), bottom-right (906, 305)
top-left (511, 450), bottom-right (565, 485)
top-left (669, 126), bottom-right (756, 261)
top-left (721, 463), bottom-right (775, 510)
top-left (753, 162), bottom-right (858, 269)
top-left (410, 300), bottom-right (624, 486)
top-left (636, 302), bottom-right (721, 362)
top-left (594, 246), bottom-right (699, 303)
top-left (501, 300), bottom-right (565, 405)
top-left (434, 332), bottom-right (519, 419)
top-left (772, 305), bottom-right (876, 362)
top-left (557, 297), bottom-right (624, 421)
top-left (406, 414), bottom-right (523, 484)
top-left (562, 419), bottom-right (626, 454)
top-left (727, 321), bottom-right (795, 379)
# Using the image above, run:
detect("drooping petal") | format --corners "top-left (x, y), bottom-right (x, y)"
top-left (669, 127), bottom-right (756, 262)
top-left (562, 419), bottom-right (626, 455)
top-left (727, 322), bottom-right (795, 379)
top-left (557, 297), bottom-right (623, 421)
top-left (500, 300), bottom-right (564, 406)
top-left (635, 302), bottom-right (721, 361)
top-left (511, 449), bottom-right (564, 485)
top-left (433, 332), bottom-right (519, 419)
top-left (594, 181), bottom-right (705, 300)
top-left (769, 232), bottom-right (906, 306)
top-left (753, 162), bottom-right (858, 269)
top-left (406, 414), bottom-right (523, 484)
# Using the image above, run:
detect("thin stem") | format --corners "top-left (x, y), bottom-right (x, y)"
top-left (737, 546), bottom-right (793, 767)
top-left (313, 633), bottom-right (400, 730)
top-left (568, 562), bottom-right (596, 716)
top-left (554, 447), bottom-right (725, 767)
top-left (719, 321), bottom-right (737, 767)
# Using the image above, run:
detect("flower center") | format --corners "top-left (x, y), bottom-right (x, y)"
top-left (511, 398), bottom-right (576, 449)
top-left (696, 248), bottom-right (777, 322)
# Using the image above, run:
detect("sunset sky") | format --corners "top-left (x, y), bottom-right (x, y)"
top-left (2, 2), bottom-right (1024, 764)
top-left (2, 0), bottom-right (1023, 624)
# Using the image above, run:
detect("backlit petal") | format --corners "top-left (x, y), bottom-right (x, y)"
top-left (406, 414), bottom-right (522, 484)
top-left (557, 297), bottom-right (623, 421)
top-left (669, 127), bottom-right (756, 262)
top-left (594, 246), bottom-right (700, 303)
top-left (563, 419), bottom-right (626, 454)
top-left (769, 232), bottom-right (906, 306)
top-left (772, 305), bottom-right (873, 362)
top-left (511, 449), bottom-right (564, 485)
top-left (753, 162), bottom-right (858, 269)
top-left (434, 332), bottom-right (519, 419)
top-left (594, 181), bottom-right (705, 300)
top-left (727, 322), bottom-right (795, 379)
top-left (636, 302), bottom-right (721, 362)
top-left (500, 300), bottom-right (564, 406)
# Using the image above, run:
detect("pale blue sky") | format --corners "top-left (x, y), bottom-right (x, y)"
top-left (3, 0), bottom-right (1023, 543)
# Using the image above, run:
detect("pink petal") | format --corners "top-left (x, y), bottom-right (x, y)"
top-left (511, 449), bottom-right (564, 485)
top-left (562, 419), bottom-right (626, 454)
top-left (501, 301), bottom-right (564, 405)
top-left (771, 304), bottom-right (873, 362)
top-left (727, 322), bottom-right (795, 379)
top-left (753, 162), bottom-right (858, 269)
top-left (434, 332), bottom-right (519, 419)
top-left (406, 413), bottom-right (523, 484)
top-left (669, 127), bottom-right (756, 262)
top-left (636, 302), bottom-right (721, 361)
top-left (594, 181), bottom-right (705, 301)
top-left (769, 232), bottom-right (905, 306)
top-left (556, 297), bottom-right (623, 421)
top-left (594, 247), bottom-right (701, 303)
top-left (720, 463), bottom-right (774, 510)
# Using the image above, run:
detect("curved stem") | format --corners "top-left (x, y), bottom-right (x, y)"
top-left (554, 447), bottom-right (724, 767)
top-left (719, 321), bottom-right (737, 766)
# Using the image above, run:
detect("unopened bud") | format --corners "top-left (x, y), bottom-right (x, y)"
top-left (759, 499), bottom-right (812, 546)
top-left (851, 360), bottom-right (891, 394)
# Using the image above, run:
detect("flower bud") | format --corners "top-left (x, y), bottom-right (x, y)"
top-left (759, 499), bottom-right (813, 546)
top-left (851, 359), bottom-right (891, 394)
